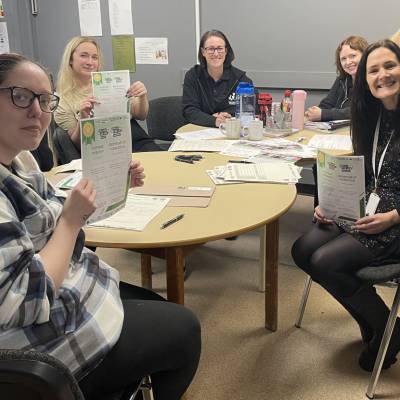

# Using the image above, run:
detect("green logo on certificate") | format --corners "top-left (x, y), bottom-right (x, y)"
top-left (317, 151), bottom-right (326, 168)
top-left (92, 73), bottom-right (103, 86)
top-left (82, 120), bottom-right (96, 145)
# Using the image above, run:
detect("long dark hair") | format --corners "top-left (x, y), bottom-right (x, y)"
top-left (198, 30), bottom-right (235, 68)
top-left (351, 40), bottom-right (400, 168)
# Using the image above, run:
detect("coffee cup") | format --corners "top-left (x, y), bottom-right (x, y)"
top-left (220, 117), bottom-right (241, 139)
top-left (248, 119), bottom-right (264, 141)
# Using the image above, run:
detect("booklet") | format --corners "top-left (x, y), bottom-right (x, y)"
top-left (317, 150), bottom-right (365, 224)
top-left (305, 119), bottom-right (350, 131)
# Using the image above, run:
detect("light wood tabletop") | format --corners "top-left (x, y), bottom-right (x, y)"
top-left (82, 151), bottom-right (297, 331)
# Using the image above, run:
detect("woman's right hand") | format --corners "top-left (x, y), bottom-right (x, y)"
top-left (61, 178), bottom-right (97, 230)
top-left (214, 112), bottom-right (231, 127)
top-left (314, 205), bottom-right (333, 224)
top-left (79, 96), bottom-right (99, 119)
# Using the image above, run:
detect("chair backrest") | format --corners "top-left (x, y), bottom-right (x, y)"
top-left (52, 126), bottom-right (81, 165)
top-left (146, 96), bottom-right (187, 142)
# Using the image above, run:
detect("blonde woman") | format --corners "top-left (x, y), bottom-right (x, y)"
top-left (391, 29), bottom-right (400, 47)
top-left (54, 36), bottom-right (159, 152)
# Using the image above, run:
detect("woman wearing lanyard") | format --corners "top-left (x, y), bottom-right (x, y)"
top-left (292, 39), bottom-right (400, 371)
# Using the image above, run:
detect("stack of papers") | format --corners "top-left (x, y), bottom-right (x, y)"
top-left (308, 135), bottom-right (353, 151)
top-left (305, 119), bottom-right (350, 131)
top-left (168, 139), bottom-right (234, 152)
top-left (174, 128), bottom-right (226, 140)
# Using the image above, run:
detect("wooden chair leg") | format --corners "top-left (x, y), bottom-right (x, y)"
top-left (141, 254), bottom-right (152, 289)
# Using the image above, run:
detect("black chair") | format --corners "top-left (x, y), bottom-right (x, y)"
top-left (146, 96), bottom-right (187, 150)
top-left (294, 263), bottom-right (400, 399)
top-left (52, 126), bottom-right (81, 165)
top-left (0, 349), bottom-right (153, 400)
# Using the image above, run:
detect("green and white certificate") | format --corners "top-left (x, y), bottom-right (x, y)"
top-left (317, 150), bottom-right (366, 224)
top-left (80, 113), bottom-right (132, 223)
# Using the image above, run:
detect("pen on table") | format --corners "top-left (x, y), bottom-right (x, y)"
top-left (160, 214), bottom-right (185, 229)
top-left (228, 160), bottom-right (253, 164)
top-left (296, 137), bottom-right (306, 143)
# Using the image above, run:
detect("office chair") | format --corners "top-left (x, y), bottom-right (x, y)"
top-left (0, 349), bottom-right (153, 400)
top-left (294, 263), bottom-right (400, 399)
top-left (52, 125), bottom-right (81, 165)
top-left (146, 96), bottom-right (187, 150)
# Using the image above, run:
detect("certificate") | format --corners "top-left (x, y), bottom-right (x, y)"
top-left (80, 113), bottom-right (132, 223)
top-left (317, 150), bottom-right (365, 224)
top-left (91, 70), bottom-right (130, 117)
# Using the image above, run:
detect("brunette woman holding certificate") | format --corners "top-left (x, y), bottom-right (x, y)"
top-left (292, 40), bottom-right (400, 372)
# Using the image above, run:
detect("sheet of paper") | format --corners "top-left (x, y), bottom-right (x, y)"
top-left (89, 194), bottom-right (169, 231)
top-left (55, 159), bottom-right (82, 173)
top-left (317, 151), bottom-right (365, 224)
top-left (206, 166), bottom-right (243, 185)
top-left (56, 171), bottom-right (82, 190)
top-left (112, 36), bottom-right (136, 72)
top-left (77, 0), bottom-right (102, 36)
top-left (0, 22), bottom-right (9, 53)
top-left (174, 128), bottom-right (226, 140)
top-left (135, 38), bottom-right (168, 64)
top-left (0, 1), bottom-right (5, 18)
top-left (80, 113), bottom-right (132, 223)
top-left (308, 134), bottom-right (353, 151)
top-left (168, 139), bottom-right (233, 153)
top-left (108, 0), bottom-right (134, 35)
top-left (92, 70), bottom-right (130, 117)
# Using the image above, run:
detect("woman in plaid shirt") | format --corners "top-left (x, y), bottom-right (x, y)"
top-left (0, 53), bottom-right (200, 400)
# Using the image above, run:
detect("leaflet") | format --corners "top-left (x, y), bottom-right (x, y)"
top-left (91, 70), bottom-right (130, 117)
top-left (317, 150), bottom-right (365, 224)
top-left (80, 113), bottom-right (132, 223)
top-left (308, 134), bottom-right (352, 151)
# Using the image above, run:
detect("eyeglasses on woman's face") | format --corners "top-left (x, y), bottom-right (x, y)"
top-left (203, 46), bottom-right (226, 55)
top-left (0, 86), bottom-right (59, 113)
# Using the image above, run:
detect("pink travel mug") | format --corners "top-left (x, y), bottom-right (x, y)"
top-left (292, 90), bottom-right (307, 130)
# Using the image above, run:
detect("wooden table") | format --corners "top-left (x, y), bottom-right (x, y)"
top-left (83, 151), bottom-right (296, 331)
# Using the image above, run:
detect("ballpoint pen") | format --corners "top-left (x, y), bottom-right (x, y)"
top-left (175, 157), bottom-right (193, 164)
top-left (228, 160), bottom-right (253, 164)
top-left (160, 214), bottom-right (185, 229)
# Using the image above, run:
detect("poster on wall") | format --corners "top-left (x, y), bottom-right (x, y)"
top-left (108, 0), bottom-right (133, 35)
top-left (135, 38), bottom-right (168, 65)
top-left (0, 22), bottom-right (9, 53)
top-left (0, 0), bottom-right (5, 18)
top-left (77, 0), bottom-right (102, 36)
top-left (112, 36), bottom-right (136, 72)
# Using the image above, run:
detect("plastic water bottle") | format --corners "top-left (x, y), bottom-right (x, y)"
top-left (257, 92), bottom-right (273, 127)
top-left (235, 82), bottom-right (255, 130)
top-left (281, 89), bottom-right (292, 113)
top-left (292, 90), bottom-right (307, 130)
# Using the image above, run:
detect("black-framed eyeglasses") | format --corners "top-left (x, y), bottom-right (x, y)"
top-left (0, 86), bottom-right (60, 113)
top-left (203, 46), bottom-right (226, 55)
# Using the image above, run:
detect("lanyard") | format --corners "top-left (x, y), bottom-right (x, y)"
top-left (372, 111), bottom-right (394, 191)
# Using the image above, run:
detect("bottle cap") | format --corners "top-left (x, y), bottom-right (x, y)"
top-left (236, 82), bottom-right (254, 95)
top-left (284, 89), bottom-right (291, 97)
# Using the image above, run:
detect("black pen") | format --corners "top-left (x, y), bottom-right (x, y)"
top-left (175, 157), bottom-right (193, 164)
top-left (160, 214), bottom-right (185, 229)
top-left (228, 160), bottom-right (253, 164)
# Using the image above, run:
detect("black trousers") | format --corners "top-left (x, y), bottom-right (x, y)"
top-left (79, 282), bottom-right (201, 400)
top-left (131, 120), bottom-right (161, 152)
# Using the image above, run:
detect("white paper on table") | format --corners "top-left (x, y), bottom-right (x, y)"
top-left (308, 135), bottom-right (353, 151)
top-left (174, 128), bottom-right (225, 140)
top-left (317, 151), bottom-right (365, 224)
top-left (92, 70), bottom-right (130, 117)
top-left (56, 171), bottom-right (82, 190)
top-left (135, 38), bottom-right (169, 65)
top-left (89, 194), bottom-right (170, 231)
top-left (0, 22), bottom-right (9, 53)
top-left (224, 162), bottom-right (301, 184)
top-left (55, 159), bottom-right (82, 173)
top-left (168, 139), bottom-right (233, 152)
top-left (206, 166), bottom-right (243, 185)
top-left (220, 141), bottom-right (262, 158)
top-left (108, 0), bottom-right (134, 35)
top-left (77, 0), bottom-right (102, 36)
top-left (80, 113), bottom-right (132, 223)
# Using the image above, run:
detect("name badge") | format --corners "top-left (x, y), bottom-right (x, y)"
top-left (365, 192), bottom-right (380, 216)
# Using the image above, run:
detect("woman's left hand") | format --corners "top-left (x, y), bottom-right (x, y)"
top-left (129, 160), bottom-right (145, 187)
top-left (126, 81), bottom-right (147, 98)
top-left (305, 106), bottom-right (322, 122)
top-left (351, 210), bottom-right (400, 234)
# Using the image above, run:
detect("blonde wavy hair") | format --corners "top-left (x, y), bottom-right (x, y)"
top-left (56, 36), bottom-right (103, 97)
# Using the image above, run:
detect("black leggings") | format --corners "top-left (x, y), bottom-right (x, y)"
top-left (79, 282), bottom-right (201, 400)
top-left (292, 222), bottom-right (374, 297)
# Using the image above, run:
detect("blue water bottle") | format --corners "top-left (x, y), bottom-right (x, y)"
top-left (235, 82), bottom-right (255, 131)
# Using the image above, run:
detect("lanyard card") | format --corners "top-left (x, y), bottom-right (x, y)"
top-left (365, 192), bottom-right (380, 216)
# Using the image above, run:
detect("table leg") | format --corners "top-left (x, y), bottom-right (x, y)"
top-left (165, 246), bottom-right (185, 304)
top-left (141, 253), bottom-right (152, 289)
top-left (263, 219), bottom-right (279, 332)
top-left (259, 228), bottom-right (266, 292)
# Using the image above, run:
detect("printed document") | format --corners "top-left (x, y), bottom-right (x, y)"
top-left (80, 113), bottom-right (132, 223)
top-left (92, 70), bottom-right (130, 117)
top-left (317, 150), bottom-right (365, 223)
top-left (308, 135), bottom-right (353, 151)
top-left (174, 128), bottom-right (226, 140)
top-left (89, 194), bottom-right (170, 231)
top-left (168, 139), bottom-right (233, 152)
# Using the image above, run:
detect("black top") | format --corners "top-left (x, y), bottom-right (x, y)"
top-left (31, 134), bottom-right (54, 172)
top-left (319, 76), bottom-right (352, 121)
top-left (182, 64), bottom-right (253, 127)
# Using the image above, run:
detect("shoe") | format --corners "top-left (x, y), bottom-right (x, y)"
top-left (358, 346), bottom-right (397, 372)
top-left (225, 236), bottom-right (238, 241)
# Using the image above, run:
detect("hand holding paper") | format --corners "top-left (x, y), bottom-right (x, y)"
top-left (129, 160), bottom-right (145, 187)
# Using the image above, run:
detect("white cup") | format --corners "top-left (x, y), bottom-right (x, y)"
top-left (220, 117), bottom-right (241, 139)
top-left (248, 119), bottom-right (264, 141)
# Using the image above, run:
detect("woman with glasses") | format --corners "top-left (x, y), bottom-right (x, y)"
top-left (54, 36), bottom-right (160, 154)
top-left (182, 29), bottom-right (254, 127)
top-left (0, 53), bottom-right (201, 400)
top-left (305, 35), bottom-right (368, 122)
